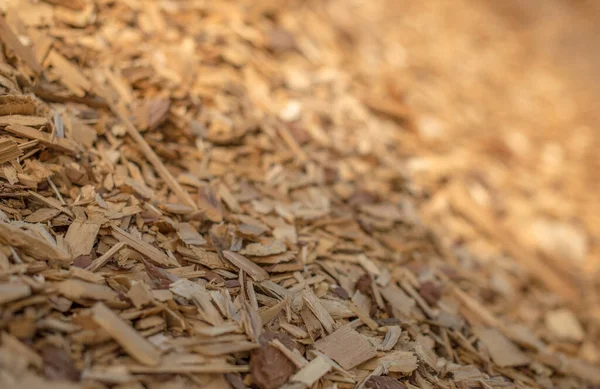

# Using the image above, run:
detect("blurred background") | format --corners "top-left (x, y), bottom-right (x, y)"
top-left (316, 0), bottom-right (600, 294)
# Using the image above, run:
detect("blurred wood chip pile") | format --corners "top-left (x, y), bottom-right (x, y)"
top-left (0, 0), bottom-right (598, 388)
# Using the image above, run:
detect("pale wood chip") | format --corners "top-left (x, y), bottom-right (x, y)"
top-left (0, 137), bottom-right (22, 164)
top-left (4, 124), bottom-right (78, 154)
top-left (28, 190), bottom-right (74, 217)
top-left (303, 288), bottom-right (336, 334)
top-left (127, 281), bottom-right (154, 308)
top-left (241, 240), bottom-right (287, 257)
top-left (0, 221), bottom-right (70, 262)
top-left (0, 115), bottom-right (48, 128)
top-left (280, 322), bottom-right (309, 339)
top-left (475, 328), bottom-right (530, 368)
top-left (175, 222), bottom-right (206, 246)
top-left (545, 308), bottom-right (585, 342)
top-left (70, 267), bottom-right (104, 284)
top-left (0, 282), bottom-right (31, 304)
top-left (378, 326), bottom-right (402, 351)
top-left (58, 279), bottom-right (118, 301)
top-left (178, 246), bottom-right (233, 270)
top-left (223, 250), bottom-right (269, 282)
top-left (349, 302), bottom-right (378, 330)
top-left (0, 15), bottom-right (42, 73)
top-left (46, 49), bottom-right (91, 97)
top-left (289, 355), bottom-right (331, 387)
top-left (25, 208), bottom-right (61, 223)
top-left (1, 332), bottom-right (43, 368)
top-left (87, 242), bottom-right (126, 272)
top-left (65, 217), bottom-right (101, 258)
top-left (91, 302), bottom-right (161, 366)
top-left (359, 351), bottom-right (419, 373)
top-left (380, 282), bottom-right (415, 317)
top-left (314, 325), bottom-right (377, 370)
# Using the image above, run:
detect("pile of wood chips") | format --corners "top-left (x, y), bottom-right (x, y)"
top-left (0, 1), bottom-right (598, 388)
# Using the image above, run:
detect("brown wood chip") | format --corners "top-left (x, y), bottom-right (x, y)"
top-left (223, 250), bottom-right (269, 282)
top-left (91, 302), bottom-right (161, 366)
top-left (314, 325), bottom-right (377, 370)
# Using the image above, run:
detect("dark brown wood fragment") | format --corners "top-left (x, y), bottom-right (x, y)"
top-left (250, 331), bottom-right (297, 389)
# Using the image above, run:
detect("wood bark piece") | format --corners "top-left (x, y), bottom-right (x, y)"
top-left (91, 302), bottom-right (161, 366)
top-left (0, 222), bottom-right (70, 262)
top-left (223, 250), bottom-right (268, 282)
top-left (314, 325), bottom-right (377, 370)
top-left (250, 340), bottom-right (297, 389)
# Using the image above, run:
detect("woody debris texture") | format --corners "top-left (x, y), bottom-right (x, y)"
top-left (0, 0), bottom-right (599, 388)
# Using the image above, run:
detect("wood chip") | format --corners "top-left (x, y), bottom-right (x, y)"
top-left (58, 279), bottom-right (117, 301)
top-left (3, 124), bottom-right (78, 154)
top-left (65, 217), bottom-right (101, 257)
top-left (0, 222), bottom-right (70, 262)
top-left (241, 240), bottom-right (287, 256)
top-left (475, 328), bottom-right (531, 368)
top-left (0, 15), bottom-right (42, 73)
top-left (46, 50), bottom-right (91, 97)
top-left (303, 288), bottom-right (336, 334)
top-left (378, 326), bottom-right (402, 351)
top-left (112, 226), bottom-right (177, 267)
top-left (0, 138), bottom-right (22, 164)
top-left (545, 308), bottom-right (585, 342)
top-left (86, 242), bottom-right (126, 272)
top-left (175, 222), bottom-right (206, 246)
top-left (289, 355), bottom-right (332, 387)
top-left (0, 282), bottom-right (31, 304)
top-left (359, 351), bottom-right (419, 373)
top-left (91, 302), bottom-right (161, 366)
top-left (314, 325), bottom-right (377, 369)
top-left (223, 250), bottom-right (268, 282)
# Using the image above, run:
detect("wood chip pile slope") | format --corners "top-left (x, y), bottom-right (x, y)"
top-left (0, 1), bottom-right (598, 388)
